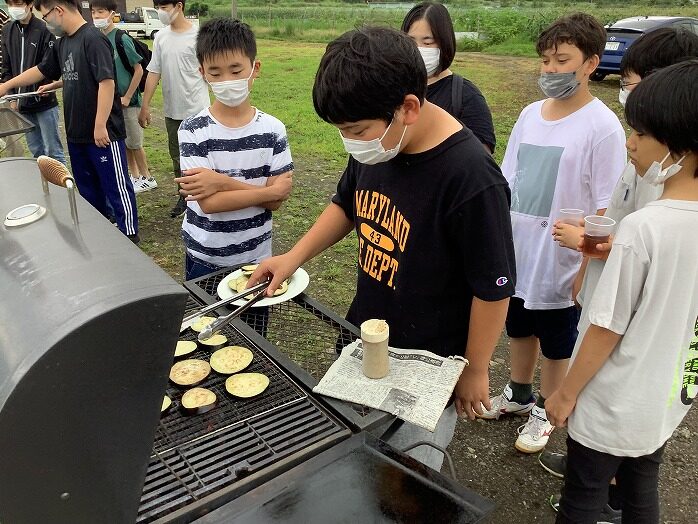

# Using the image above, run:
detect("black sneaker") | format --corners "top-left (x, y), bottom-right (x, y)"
top-left (539, 450), bottom-right (567, 478)
top-left (170, 195), bottom-right (187, 218)
top-left (549, 494), bottom-right (622, 523)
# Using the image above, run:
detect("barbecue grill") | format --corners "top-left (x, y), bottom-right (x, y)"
top-left (0, 157), bottom-right (495, 523)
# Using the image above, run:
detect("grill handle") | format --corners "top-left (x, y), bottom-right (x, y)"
top-left (37, 155), bottom-right (79, 227)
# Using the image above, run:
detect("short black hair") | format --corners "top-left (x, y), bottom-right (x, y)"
top-left (620, 27), bottom-right (698, 79)
top-left (625, 60), bottom-right (698, 177)
top-left (401, 2), bottom-right (455, 74)
top-left (196, 18), bottom-right (256, 66)
top-left (536, 13), bottom-right (605, 61)
top-left (313, 26), bottom-right (426, 125)
top-left (89, 0), bottom-right (116, 12)
top-left (34, 0), bottom-right (79, 11)
top-left (153, 0), bottom-right (184, 9)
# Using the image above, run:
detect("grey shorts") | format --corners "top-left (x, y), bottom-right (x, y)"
top-left (123, 106), bottom-right (143, 150)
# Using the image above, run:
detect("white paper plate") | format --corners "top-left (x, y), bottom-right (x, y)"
top-left (216, 267), bottom-right (310, 307)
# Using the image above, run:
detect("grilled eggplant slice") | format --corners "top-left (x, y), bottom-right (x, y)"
top-left (210, 346), bottom-right (253, 374)
top-left (272, 279), bottom-right (289, 297)
top-left (181, 387), bottom-right (217, 415)
top-left (161, 395), bottom-right (172, 414)
top-left (198, 333), bottom-right (227, 350)
top-left (190, 316), bottom-right (216, 333)
top-left (174, 340), bottom-right (197, 358)
top-left (225, 372), bottom-right (270, 398)
top-left (169, 359), bottom-right (211, 387)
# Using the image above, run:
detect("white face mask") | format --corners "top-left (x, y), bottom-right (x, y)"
top-left (418, 47), bottom-right (440, 77)
top-left (157, 8), bottom-right (178, 26)
top-left (93, 14), bottom-right (112, 30)
top-left (340, 118), bottom-right (408, 165)
top-left (642, 152), bottom-right (686, 186)
top-left (208, 67), bottom-right (255, 108)
top-left (618, 87), bottom-right (630, 107)
top-left (8, 6), bottom-right (28, 21)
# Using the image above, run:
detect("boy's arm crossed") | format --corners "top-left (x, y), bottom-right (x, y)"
top-left (195, 172), bottom-right (291, 214)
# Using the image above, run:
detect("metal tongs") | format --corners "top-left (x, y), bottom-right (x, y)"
top-left (195, 281), bottom-right (270, 341)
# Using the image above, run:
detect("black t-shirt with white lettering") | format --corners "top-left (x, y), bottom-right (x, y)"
top-left (332, 127), bottom-right (516, 357)
top-left (427, 74), bottom-right (496, 152)
top-left (38, 24), bottom-right (125, 143)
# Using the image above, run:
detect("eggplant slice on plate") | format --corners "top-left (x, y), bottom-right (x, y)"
top-left (181, 387), bottom-right (217, 415)
top-left (174, 340), bottom-right (197, 358)
top-left (169, 359), bottom-right (211, 387)
top-left (190, 316), bottom-right (216, 333)
top-left (210, 346), bottom-right (253, 374)
top-left (225, 372), bottom-right (270, 398)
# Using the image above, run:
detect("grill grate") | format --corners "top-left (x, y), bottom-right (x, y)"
top-left (155, 321), bottom-right (307, 454)
top-left (0, 108), bottom-right (34, 139)
top-left (138, 293), bottom-right (349, 523)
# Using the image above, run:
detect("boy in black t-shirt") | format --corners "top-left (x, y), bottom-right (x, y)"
top-left (249, 27), bottom-right (516, 470)
top-left (0, 0), bottom-right (138, 241)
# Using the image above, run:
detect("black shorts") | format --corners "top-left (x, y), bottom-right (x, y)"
top-left (505, 297), bottom-right (580, 360)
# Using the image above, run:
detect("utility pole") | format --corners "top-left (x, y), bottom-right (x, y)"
top-left (231, 0), bottom-right (237, 19)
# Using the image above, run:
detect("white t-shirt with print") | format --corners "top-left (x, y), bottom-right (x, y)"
top-left (569, 200), bottom-right (698, 457)
top-left (147, 25), bottom-right (210, 120)
top-left (501, 98), bottom-right (626, 310)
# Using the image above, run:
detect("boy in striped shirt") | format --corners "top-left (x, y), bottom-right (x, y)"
top-left (175, 18), bottom-right (293, 280)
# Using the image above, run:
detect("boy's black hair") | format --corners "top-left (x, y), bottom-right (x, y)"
top-left (196, 18), bottom-right (256, 66)
top-left (620, 27), bottom-right (698, 79)
top-left (536, 13), bottom-right (605, 61)
top-left (89, 0), bottom-right (116, 12)
top-left (153, 0), bottom-right (184, 9)
top-left (34, 0), bottom-right (79, 11)
top-left (8, 0), bottom-right (34, 6)
top-left (313, 26), bottom-right (426, 125)
top-left (625, 60), bottom-right (698, 177)
top-left (401, 2), bottom-right (455, 75)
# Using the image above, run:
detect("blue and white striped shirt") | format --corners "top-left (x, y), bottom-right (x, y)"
top-left (178, 107), bottom-right (293, 267)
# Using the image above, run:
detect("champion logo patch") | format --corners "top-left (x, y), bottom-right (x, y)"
top-left (496, 276), bottom-right (508, 287)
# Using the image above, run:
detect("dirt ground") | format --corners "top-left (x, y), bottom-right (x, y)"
top-left (20, 49), bottom-right (696, 523)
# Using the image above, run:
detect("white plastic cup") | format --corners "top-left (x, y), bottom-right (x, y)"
top-left (583, 215), bottom-right (616, 258)
top-left (558, 208), bottom-right (585, 226)
top-left (360, 319), bottom-right (390, 379)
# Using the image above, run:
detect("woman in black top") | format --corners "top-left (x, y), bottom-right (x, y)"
top-left (402, 2), bottom-right (495, 152)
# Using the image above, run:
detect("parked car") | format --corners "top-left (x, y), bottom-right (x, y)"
top-left (594, 16), bottom-right (698, 80)
top-left (115, 6), bottom-right (199, 40)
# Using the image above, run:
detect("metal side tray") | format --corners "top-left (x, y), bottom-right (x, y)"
top-left (192, 432), bottom-right (495, 524)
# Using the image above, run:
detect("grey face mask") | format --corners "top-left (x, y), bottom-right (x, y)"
top-left (46, 21), bottom-right (66, 37)
top-left (538, 71), bottom-right (581, 99)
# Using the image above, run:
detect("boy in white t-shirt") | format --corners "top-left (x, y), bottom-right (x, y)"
top-left (138, 0), bottom-right (210, 218)
top-left (174, 18), bottom-right (292, 281)
top-left (546, 59), bottom-right (698, 523)
top-left (479, 13), bottom-right (626, 455)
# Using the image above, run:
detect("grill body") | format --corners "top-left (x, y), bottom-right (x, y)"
top-left (0, 158), bottom-right (188, 523)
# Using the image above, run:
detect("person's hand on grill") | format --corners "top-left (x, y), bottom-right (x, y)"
top-left (247, 254), bottom-right (299, 297)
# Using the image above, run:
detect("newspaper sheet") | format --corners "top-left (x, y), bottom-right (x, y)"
top-left (312, 339), bottom-right (467, 432)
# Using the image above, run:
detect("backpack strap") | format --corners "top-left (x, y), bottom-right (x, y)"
top-left (114, 28), bottom-right (135, 77)
top-left (450, 73), bottom-right (464, 120)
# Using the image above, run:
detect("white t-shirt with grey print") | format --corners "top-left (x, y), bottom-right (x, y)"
top-left (501, 98), bottom-right (626, 310)
top-left (178, 107), bottom-right (293, 267)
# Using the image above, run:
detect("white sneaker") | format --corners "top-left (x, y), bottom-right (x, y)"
top-left (131, 176), bottom-right (146, 194)
top-left (477, 383), bottom-right (535, 420)
top-left (139, 176), bottom-right (158, 191)
top-left (515, 405), bottom-right (554, 454)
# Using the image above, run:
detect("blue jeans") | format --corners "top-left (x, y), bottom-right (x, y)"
top-left (23, 106), bottom-right (66, 165)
